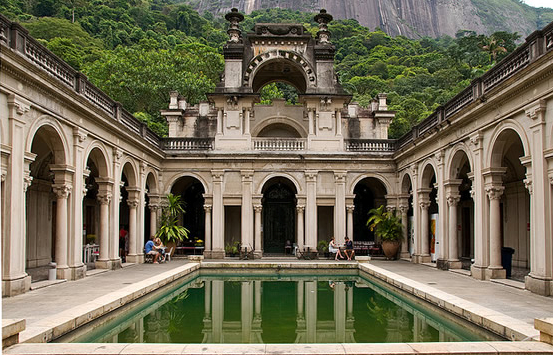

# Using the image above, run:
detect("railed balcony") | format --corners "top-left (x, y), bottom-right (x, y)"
top-left (162, 137), bottom-right (397, 153)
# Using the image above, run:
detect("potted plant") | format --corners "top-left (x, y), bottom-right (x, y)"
top-left (156, 193), bottom-right (190, 256)
top-left (225, 241), bottom-right (240, 257)
top-left (317, 240), bottom-right (329, 258)
top-left (367, 205), bottom-right (403, 259)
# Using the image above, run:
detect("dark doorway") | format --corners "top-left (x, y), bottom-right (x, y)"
top-left (170, 177), bottom-right (206, 241)
top-left (353, 178), bottom-right (387, 242)
top-left (263, 181), bottom-right (296, 253)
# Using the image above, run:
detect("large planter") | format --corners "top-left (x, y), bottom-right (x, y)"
top-left (381, 240), bottom-right (400, 259)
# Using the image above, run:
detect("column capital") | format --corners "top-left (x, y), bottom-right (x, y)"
top-left (113, 147), bottom-right (123, 162)
top-left (446, 194), bottom-right (460, 207)
top-left (52, 184), bottom-right (72, 199)
top-left (296, 205), bottom-right (305, 213)
top-left (204, 204), bottom-right (212, 212)
top-left (73, 127), bottom-right (88, 145)
top-left (419, 200), bottom-right (431, 210)
top-left (523, 178), bottom-right (533, 195)
top-left (346, 205), bottom-right (355, 212)
top-left (254, 205), bottom-right (263, 213)
top-left (212, 170), bottom-right (225, 182)
top-left (241, 170), bottom-right (254, 182)
top-left (127, 199), bottom-right (140, 208)
top-left (525, 99), bottom-right (546, 123)
top-left (149, 203), bottom-right (161, 211)
top-left (23, 173), bottom-right (33, 192)
top-left (334, 171), bottom-right (347, 183)
top-left (485, 186), bottom-right (504, 200)
top-left (305, 170), bottom-right (318, 182)
top-left (469, 131), bottom-right (484, 151)
top-left (97, 192), bottom-right (112, 205)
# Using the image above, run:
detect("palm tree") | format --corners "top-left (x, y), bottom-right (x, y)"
top-left (156, 193), bottom-right (189, 243)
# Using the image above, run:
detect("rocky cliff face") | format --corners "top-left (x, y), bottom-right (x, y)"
top-left (186, 0), bottom-right (544, 38)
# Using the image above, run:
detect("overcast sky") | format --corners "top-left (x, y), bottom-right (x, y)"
top-left (523, 0), bottom-right (552, 8)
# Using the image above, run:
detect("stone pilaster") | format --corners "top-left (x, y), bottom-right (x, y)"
top-left (296, 205), bottom-right (305, 251)
top-left (241, 170), bottom-right (254, 251)
top-left (305, 171), bottom-right (318, 250)
top-left (254, 205), bottom-right (263, 258)
top-left (52, 183), bottom-right (72, 280)
top-left (211, 170), bottom-right (225, 259)
top-left (334, 171), bottom-right (346, 243)
top-left (69, 127), bottom-right (87, 280)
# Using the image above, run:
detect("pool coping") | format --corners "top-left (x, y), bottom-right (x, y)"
top-left (5, 260), bottom-right (551, 354)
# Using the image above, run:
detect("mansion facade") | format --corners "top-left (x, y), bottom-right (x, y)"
top-left (1, 10), bottom-right (553, 297)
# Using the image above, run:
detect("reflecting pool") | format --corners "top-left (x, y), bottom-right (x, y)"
top-left (60, 273), bottom-right (503, 344)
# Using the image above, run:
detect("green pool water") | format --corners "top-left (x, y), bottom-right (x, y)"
top-left (61, 272), bottom-right (502, 344)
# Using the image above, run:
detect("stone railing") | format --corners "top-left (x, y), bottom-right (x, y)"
top-left (345, 139), bottom-right (395, 152)
top-left (253, 138), bottom-right (306, 151)
top-left (161, 138), bottom-right (214, 150)
top-left (395, 20), bottom-right (553, 150)
top-left (0, 14), bottom-right (160, 149)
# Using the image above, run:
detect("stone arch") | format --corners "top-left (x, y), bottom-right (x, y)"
top-left (486, 120), bottom-right (530, 168)
top-left (164, 172), bottom-right (209, 195)
top-left (83, 141), bottom-right (112, 179)
top-left (257, 173), bottom-right (301, 195)
top-left (244, 50), bottom-right (316, 93)
top-left (446, 143), bottom-right (474, 179)
top-left (26, 116), bottom-right (70, 166)
top-left (351, 176), bottom-right (389, 242)
top-left (251, 116), bottom-right (308, 138)
top-left (399, 170), bottom-right (414, 194)
top-left (348, 173), bottom-right (392, 196)
top-left (120, 158), bottom-right (139, 188)
top-left (145, 170), bottom-right (159, 193)
top-left (420, 160), bottom-right (437, 189)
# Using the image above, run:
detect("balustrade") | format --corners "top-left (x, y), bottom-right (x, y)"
top-left (162, 138), bottom-right (214, 150)
top-left (253, 138), bottom-right (306, 151)
top-left (345, 139), bottom-right (395, 152)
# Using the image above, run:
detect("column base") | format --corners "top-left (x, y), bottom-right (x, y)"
top-left (2, 274), bottom-right (31, 297)
top-left (69, 264), bottom-right (86, 280)
top-left (448, 260), bottom-right (463, 270)
top-left (127, 254), bottom-right (141, 263)
top-left (486, 266), bottom-right (506, 280)
top-left (210, 250), bottom-right (225, 259)
top-left (253, 250), bottom-right (263, 259)
top-left (437, 258), bottom-right (449, 270)
top-left (203, 250), bottom-right (213, 259)
top-left (413, 254), bottom-right (431, 263)
top-left (525, 273), bottom-right (553, 296)
top-left (471, 264), bottom-right (487, 280)
top-left (400, 251), bottom-right (411, 259)
top-left (95, 259), bottom-right (113, 269)
top-left (56, 266), bottom-right (72, 280)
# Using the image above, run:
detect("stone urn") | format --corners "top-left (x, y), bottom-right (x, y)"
top-left (381, 240), bottom-right (400, 260)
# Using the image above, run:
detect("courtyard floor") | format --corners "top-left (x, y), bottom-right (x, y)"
top-left (2, 258), bottom-right (553, 343)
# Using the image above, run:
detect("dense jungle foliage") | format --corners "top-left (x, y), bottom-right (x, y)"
top-left (1, 0), bottom-right (525, 138)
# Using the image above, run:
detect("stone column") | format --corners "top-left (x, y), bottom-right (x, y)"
top-left (470, 132), bottom-right (488, 279)
top-left (70, 127), bottom-right (87, 280)
top-left (419, 198), bottom-right (431, 263)
top-left (241, 282), bottom-right (253, 343)
top-left (110, 149), bottom-right (123, 268)
top-left (148, 202), bottom-right (160, 238)
top-left (446, 193), bottom-right (461, 269)
top-left (334, 282), bottom-right (346, 342)
top-left (305, 281), bottom-right (317, 343)
top-left (486, 185), bottom-right (506, 279)
top-left (3, 95), bottom-right (32, 296)
top-left (525, 101), bottom-right (552, 295)
top-left (216, 108), bottom-right (223, 136)
top-left (212, 280), bottom-right (224, 343)
top-left (308, 108), bottom-right (314, 136)
top-left (126, 194), bottom-right (140, 263)
top-left (96, 183), bottom-right (113, 269)
top-left (346, 205), bottom-right (354, 241)
top-left (254, 205), bottom-right (262, 258)
top-left (52, 183), bottom-right (72, 279)
top-left (244, 108), bottom-right (251, 136)
top-left (296, 205), bottom-right (305, 251)
top-left (204, 280), bottom-right (211, 318)
top-left (254, 280), bottom-right (261, 318)
top-left (334, 171), bottom-right (346, 243)
top-left (335, 110), bottom-right (342, 137)
top-left (305, 171), bottom-right (318, 250)
top-left (211, 170), bottom-right (225, 258)
top-left (241, 170), bottom-right (254, 251)
top-left (204, 205), bottom-right (212, 255)
top-left (398, 203), bottom-right (409, 258)
top-left (297, 280), bottom-right (304, 319)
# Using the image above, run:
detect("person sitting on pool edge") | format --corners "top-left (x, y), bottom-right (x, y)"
top-left (344, 236), bottom-right (355, 260)
top-left (145, 236), bottom-right (161, 264)
top-left (328, 237), bottom-right (345, 261)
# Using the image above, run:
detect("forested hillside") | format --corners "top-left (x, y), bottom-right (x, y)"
top-left (0, 1), bottom-right (525, 138)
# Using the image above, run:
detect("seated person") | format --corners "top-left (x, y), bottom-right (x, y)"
top-left (145, 236), bottom-right (161, 264)
top-left (154, 237), bottom-right (166, 262)
top-left (344, 236), bottom-right (355, 260)
top-left (328, 237), bottom-right (345, 261)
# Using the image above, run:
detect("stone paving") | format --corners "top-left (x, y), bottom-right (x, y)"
top-left (2, 258), bottom-right (553, 338)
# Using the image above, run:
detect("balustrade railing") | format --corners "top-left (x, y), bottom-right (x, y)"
top-left (253, 138), bottom-right (306, 151)
top-left (482, 46), bottom-right (530, 93)
top-left (345, 139), bottom-right (396, 152)
top-left (162, 138), bottom-right (214, 150)
top-left (445, 87), bottom-right (473, 118)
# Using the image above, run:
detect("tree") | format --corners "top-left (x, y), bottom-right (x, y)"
top-left (156, 194), bottom-right (189, 244)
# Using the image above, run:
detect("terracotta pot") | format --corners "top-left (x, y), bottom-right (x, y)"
top-left (381, 240), bottom-right (400, 259)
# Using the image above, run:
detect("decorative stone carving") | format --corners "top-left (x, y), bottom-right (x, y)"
top-left (97, 192), bottom-right (112, 205)
top-left (52, 184), bottom-right (72, 199)
top-left (73, 127), bottom-right (88, 143)
top-left (23, 173), bottom-right (33, 192)
top-left (296, 205), bottom-right (305, 213)
top-left (113, 148), bottom-right (123, 162)
top-left (225, 8), bottom-right (244, 43)
top-left (523, 178), bottom-right (533, 195)
top-left (212, 170), bottom-right (224, 182)
top-left (127, 199), bottom-right (139, 208)
top-left (346, 205), bottom-right (355, 213)
top-left (419, 200), bottom-right (431, 210)
top-left (485, 186), bottom-right (504, 200)
top-left (204, 204), bottom-right (212, 212)
top-left (254, 205), bottom-right (263, 213)
top-left (305, 171), bottom-right (318, 182)
top-left (314, 9), bottom-right (332, 44)
top-left (446, 194), bottom-right (460, 207)
top-left (334, 171), bottom-right (346, 183)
